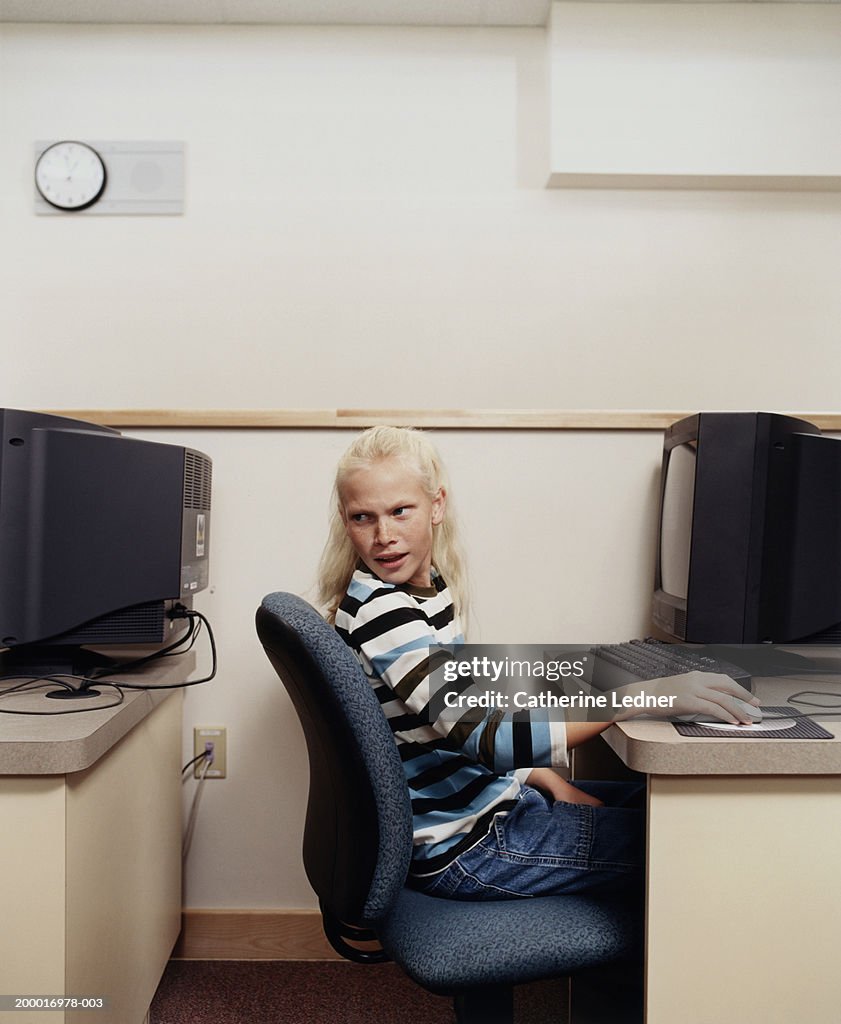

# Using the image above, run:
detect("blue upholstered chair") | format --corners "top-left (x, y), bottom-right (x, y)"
top-left (256, 592), bottom-right (642, 1024)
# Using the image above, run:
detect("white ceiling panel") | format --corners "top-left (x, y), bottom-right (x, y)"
top-left (0, 0), bottom-right (552, 25)
top-left (0, 0), bottom-right (835, 28)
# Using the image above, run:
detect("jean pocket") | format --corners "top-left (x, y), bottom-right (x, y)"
top-left (493, 795), bottom-right (596, 868)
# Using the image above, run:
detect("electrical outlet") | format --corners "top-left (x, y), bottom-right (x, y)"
top-left (194, 726), bottom-right (227, 779)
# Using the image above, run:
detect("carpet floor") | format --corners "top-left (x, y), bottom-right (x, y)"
top-left (150, 960), bottom-right (572, 1024)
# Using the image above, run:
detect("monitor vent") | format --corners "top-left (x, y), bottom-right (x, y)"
top-left (797, 622), bottom-right (841, 645)
top-left (51, 602), bottom-right (168, 645)
top-left (184, 452), bottom-right (212, 510)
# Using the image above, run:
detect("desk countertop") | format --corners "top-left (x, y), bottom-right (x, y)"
top-left (603, 674), bottom-right (841, 776)
top-left (0, 653), bottom-right (196, 775)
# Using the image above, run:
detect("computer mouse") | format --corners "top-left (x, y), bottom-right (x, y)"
top-left (732, 698), bottom-right (763, 723)
top-left (678, 698), bottom-right (763, 725)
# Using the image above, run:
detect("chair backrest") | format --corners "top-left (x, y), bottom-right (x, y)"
top-left (256, 592), bottom-right (413, 925)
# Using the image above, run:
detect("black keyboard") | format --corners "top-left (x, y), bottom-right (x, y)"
top-left (588, 638), bottom-right (753, 692)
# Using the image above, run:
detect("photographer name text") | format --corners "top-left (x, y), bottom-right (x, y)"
top-left (443, 691), bottom-right (677, 710)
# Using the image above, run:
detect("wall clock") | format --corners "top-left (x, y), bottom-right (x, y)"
top-left (34, 140), bottom-right (107, 211)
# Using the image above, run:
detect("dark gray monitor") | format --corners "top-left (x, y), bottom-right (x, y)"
top-left (0, 408), bottom-right (211, 675)
top-left (652, 411), bottom-right (841, 645)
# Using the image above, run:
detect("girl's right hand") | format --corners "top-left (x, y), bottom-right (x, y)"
top-left (614, 671), bottom-right (761, 725)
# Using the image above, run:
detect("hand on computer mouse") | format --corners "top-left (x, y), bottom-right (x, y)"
top-left (613, 671), bottom-right (761, 725)
top-left (677, 696), bottom-right (763, 725)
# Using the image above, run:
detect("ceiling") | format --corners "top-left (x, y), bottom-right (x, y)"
top-left (0, 0), bottom-right (833, 27)
top-left (0, 0), bottom-right (552, 26)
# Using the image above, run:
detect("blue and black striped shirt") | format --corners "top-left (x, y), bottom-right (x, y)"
top-left (336, 566), bottom-right (568, 874)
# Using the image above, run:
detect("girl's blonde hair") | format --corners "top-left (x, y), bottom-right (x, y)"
top-left (317, 426), bottom-right (469, 625)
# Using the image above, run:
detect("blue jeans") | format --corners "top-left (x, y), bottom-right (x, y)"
top-left (414, 781), bottom-right (645, 901)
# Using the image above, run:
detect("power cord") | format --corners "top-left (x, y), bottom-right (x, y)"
top-left (732, 677), bottom-right (841, 722)
top-left (106, 607), bottom-right (218, 691)
top-left (0, 675), bottom-right (125, 715)
top-left (0, 606), bottom-right (217, 715)
top-left (182, 742), bottom-right (215, 860)
top-left (784, 690), bottom-right (841, 714)
top-left (182, 750), bottom-right (211, 776)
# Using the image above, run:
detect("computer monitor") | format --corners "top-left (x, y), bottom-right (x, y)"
top-left (652, 411), bottom-right (841, 646)
top-left (0, 408), bottom-right (212, 676)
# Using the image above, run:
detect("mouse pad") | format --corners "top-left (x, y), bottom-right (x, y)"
top-left (673, 707), bottom-right (834, 739)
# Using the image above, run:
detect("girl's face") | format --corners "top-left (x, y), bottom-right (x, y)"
top-left (339, 457), bottom-right (446, 588)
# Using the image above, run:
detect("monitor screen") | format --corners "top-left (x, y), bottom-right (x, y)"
top-left (659, 441), bottom-right (696, 603)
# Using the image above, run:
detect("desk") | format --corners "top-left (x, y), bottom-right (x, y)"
top-left (599, 673), bottom-right (841, 1024)
top-left (0, 655), bottom-right (193, 1024)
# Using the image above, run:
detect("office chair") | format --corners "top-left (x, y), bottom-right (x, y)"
top-left (256, 592), bottom-right (642, 1024)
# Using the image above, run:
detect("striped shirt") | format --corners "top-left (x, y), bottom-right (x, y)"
top-left (335, 566), bottom-right (568, 874)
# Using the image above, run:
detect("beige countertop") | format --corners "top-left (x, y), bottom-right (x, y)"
top-left (603, 673), bottom-right (841, 775)
top-left (0, 652), bottom-right (196, 774)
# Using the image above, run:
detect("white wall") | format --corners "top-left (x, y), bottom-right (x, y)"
top-left (2, 12), bottom-right (840, 909)
top-left (548, 3), bottom-right (841, 180)
top-left (3, 17), bottom-right (841, 414)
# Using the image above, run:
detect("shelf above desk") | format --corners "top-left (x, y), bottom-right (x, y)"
top-left (547, 5), bottom-right (841, 194)
top-left (547, 173), bottom-right (841, 193)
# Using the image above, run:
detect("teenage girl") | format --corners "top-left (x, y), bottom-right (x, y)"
top-left (317, 426), bottom-right (759, 901)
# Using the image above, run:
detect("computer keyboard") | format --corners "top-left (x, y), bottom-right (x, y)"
top-left (588, 638), bottom-right (753, 692)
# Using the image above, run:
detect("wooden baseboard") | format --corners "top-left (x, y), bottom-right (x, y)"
top-left (172, 909), bottom-right (342, 961)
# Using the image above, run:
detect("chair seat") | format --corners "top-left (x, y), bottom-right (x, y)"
top-left (376, 886), bottom-right (641, 996)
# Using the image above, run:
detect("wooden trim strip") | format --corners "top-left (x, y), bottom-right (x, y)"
top-left (42, 409), bottom-right (841, 431)
top-left (172, 909), bottom-right (342, 961)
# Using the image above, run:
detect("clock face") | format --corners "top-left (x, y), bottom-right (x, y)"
top-left (35, 141), bottom-right (107, 211)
